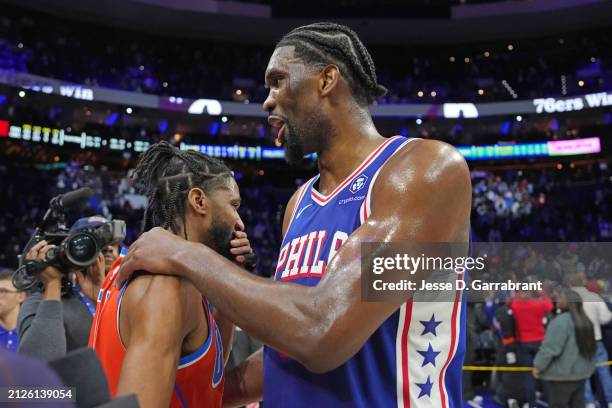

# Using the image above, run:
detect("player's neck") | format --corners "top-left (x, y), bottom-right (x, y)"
top-left (176, 220), bottom-right (205, 246)
top-left (0, 307), bottom-right (19, 330)
top-left (316, 121), bottom-right (385, 196)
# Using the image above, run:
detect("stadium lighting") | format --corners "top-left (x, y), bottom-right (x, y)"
top-left (221, 116), bottom-right (228, 123)
top-left (17, 42), bottom-right (23, 49)
top-left (235, 89), bottom-right (242, 96)
top-left (416, 118), bottom-right (422, 125)
top-left (501, 80), bottom-right (518, 99)
top-left (478, 89), bottom-right (484, 95)
top-left (449, 56), bottom-right (455, 62)
top-left (18, 91), bottom-right (25, 98)
top-left (126, 107), bottom-right (133, 114)
top-left (516, 115), bottom-right (523, 122)
top-left (430, 91), bottom-right (437, 97)
top-left (464, 57), bottom-right (470, 63)
top-left (417, 91), bottom-right (424, 97)
top-left (507, 44), bottom-right (514, 51)
top-left (484, 51), bottom-right (490, 57)
top-left (578, 80), bottom-right (584, 87)
top-left (162, 82), bottom-right (168, 88)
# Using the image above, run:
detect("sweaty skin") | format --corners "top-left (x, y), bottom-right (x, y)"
top-left (117, 139), bottom-right (471, 374)
top-left (116, 46), bottom-right (472, 402)
top-left (117, 274), bottom-right (206, 408)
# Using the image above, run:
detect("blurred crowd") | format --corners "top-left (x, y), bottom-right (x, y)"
top-left (1, 160), bottom-right (611, 270)
top-left (463, 242), bottom-right (612, 408)
top-left (1, 4), bottom-right (611, 103)
top-left (0, 161), bottom-right (294, 276)
top-left (471, 163), bottom-right (612, 242)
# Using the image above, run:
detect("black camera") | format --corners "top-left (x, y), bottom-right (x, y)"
top-left (45, 220), bottom-right (126, 270)
top-left (13, 188), bottom-right (126, 291)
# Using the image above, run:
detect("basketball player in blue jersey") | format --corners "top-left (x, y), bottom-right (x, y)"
top-left (117, 22), bottom-right (472, 408)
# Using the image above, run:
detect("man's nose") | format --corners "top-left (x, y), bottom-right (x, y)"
top-left (235, 216), bottom-right (245, 233)
top-left (263, 91), bottom-right (276, 114)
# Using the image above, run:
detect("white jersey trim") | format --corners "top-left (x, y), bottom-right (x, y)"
top-left (359, 138), bottom-right (419, 224)
top-left (311, 136), bottom-right (402, 206)
top-left (282, 177), bottom-right (317, 242)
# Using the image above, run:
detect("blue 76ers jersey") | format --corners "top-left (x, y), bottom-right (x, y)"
top-left (264, 136), bottom-right (467, 407)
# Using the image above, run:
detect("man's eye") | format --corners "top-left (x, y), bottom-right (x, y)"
top-left (270, 76), bottom-right (283, 86)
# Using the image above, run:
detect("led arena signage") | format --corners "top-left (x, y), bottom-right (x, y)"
top-left (0, 70), bottom-right (95, 101)
top-left (456, 137), bottom-right (601, 160)
top-left (532, 92), bottom-right (612, 114)
top-left (1, 118), bottom-right (602, 161)
top-left (2, 70), bottom-right (612, 119)
top-left (187, 99), bottom-right (223, 115)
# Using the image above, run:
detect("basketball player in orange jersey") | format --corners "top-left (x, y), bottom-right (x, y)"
top-left (116, 23), bottom-right (472, 408)
top-left (89, 142), bottom-right (253, 408)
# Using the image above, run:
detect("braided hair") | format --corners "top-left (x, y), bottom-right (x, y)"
top-left (132, 142), bottom-right (233, 234)
top-left (276, 22), bottom-right (387, 106)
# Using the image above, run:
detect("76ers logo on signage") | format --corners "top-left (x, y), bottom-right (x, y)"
top-left (350, 174), bottom-right (368, 194)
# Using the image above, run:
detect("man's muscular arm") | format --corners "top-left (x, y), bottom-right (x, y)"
top-left (223, 348), bottom-right (264, 408)
top-left (117, 274), bottom-right (198, 408)
top-left (118, 140), bottom-right (471, 373)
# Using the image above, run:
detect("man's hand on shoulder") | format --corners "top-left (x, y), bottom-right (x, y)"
top-left (116, 228), bottom-right (202, 287)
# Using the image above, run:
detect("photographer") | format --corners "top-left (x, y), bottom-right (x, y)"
top-left (17, 217), bottom-right (109, 361)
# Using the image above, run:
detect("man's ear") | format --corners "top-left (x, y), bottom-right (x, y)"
top-left (187, 187), bottom-right (208, 216)
top-left (319, 64), bottom-right (340, 98)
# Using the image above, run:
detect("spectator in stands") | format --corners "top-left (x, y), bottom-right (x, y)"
top-left (533, 289), bottom-right (596, 408)
top-left (463, 295), bottom-right (490, 407)
top-left (568, 271), bottom-right (612, 408)
top-left (509, 288), bottom-right (554, 408)
top-left (0, 268), bottom-right (25, 351)
top-left (17, 217), bottom-right (107, 361)
top-left (492, 293), bottom-right (523, 407)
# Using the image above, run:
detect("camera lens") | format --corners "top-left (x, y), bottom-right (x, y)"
top-left (67, 233), bottom-right (98, 265)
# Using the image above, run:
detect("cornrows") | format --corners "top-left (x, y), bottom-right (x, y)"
top-left (276, 22), bottom-right (387, 105)
top-left (132, 141), bottom-right (233, 234)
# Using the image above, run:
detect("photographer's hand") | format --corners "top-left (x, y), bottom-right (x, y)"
top-left (26, 240), bottom-right (62, 301)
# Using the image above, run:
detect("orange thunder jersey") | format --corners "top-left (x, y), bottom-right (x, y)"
top-left (89, 254), bottom-right (225, 408)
